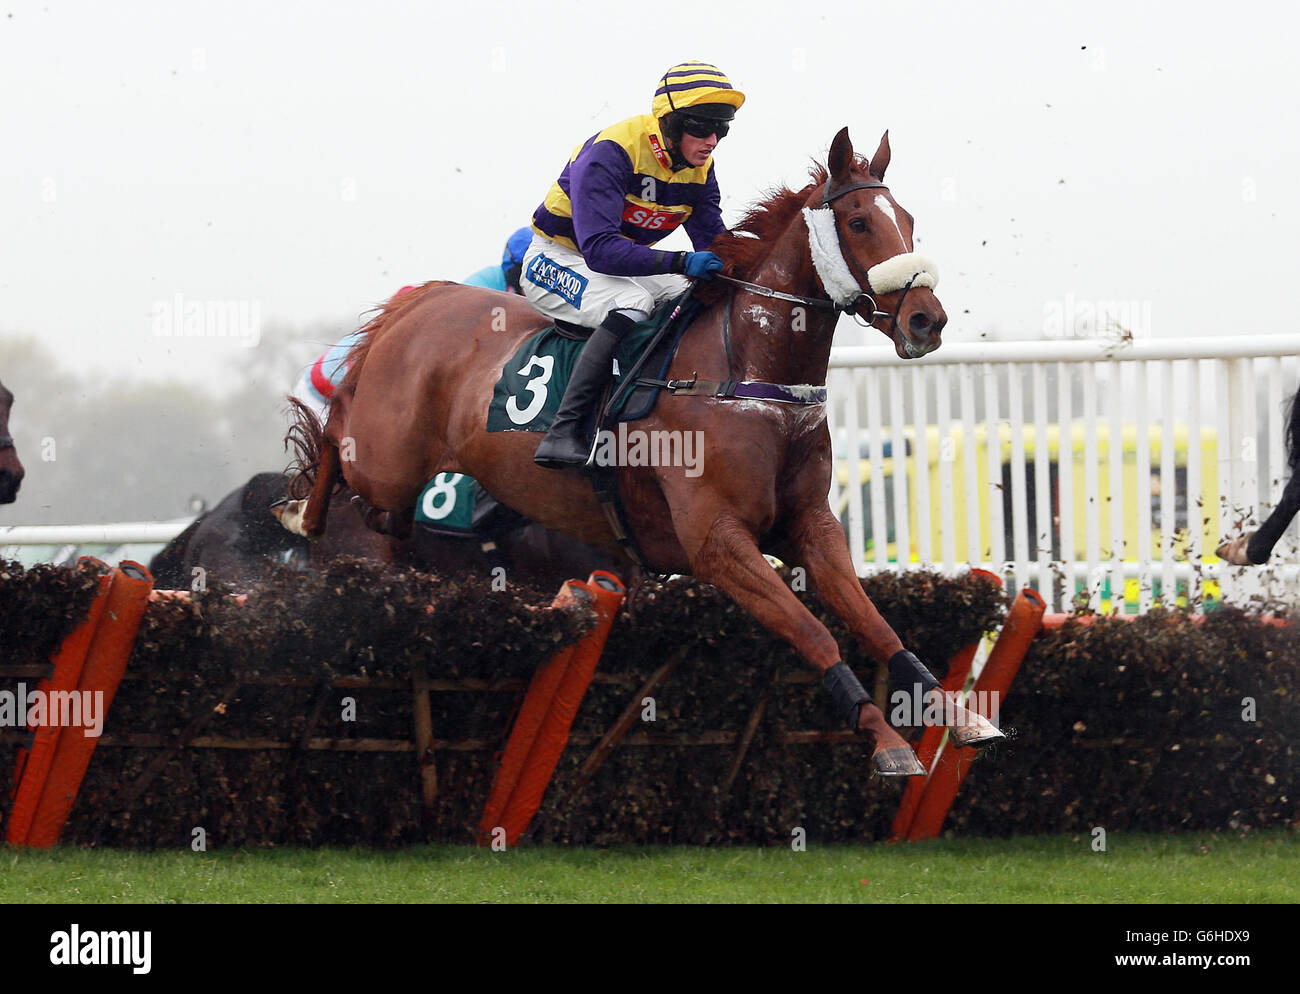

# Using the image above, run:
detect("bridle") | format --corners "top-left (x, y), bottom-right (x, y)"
top-left (712, 178), bottom-right (923, 342)
top-left (819, 180), bottom-right (921, 335)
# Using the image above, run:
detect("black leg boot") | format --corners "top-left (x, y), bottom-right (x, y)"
top-left (533, 311), bottom-right (636, 470)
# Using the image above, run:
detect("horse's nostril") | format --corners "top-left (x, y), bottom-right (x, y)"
top-left (908, 312), bottom-right (933, 336)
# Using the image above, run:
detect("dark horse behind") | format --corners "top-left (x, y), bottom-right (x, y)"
top-left (0, 379), bottom-right (23, 504)
top-left (279, 129), bottom-right (1004, 776)
top-left (151, 471), bottom-right (621, 590)
top-left (1217, 387), bottom-right (1300, 565)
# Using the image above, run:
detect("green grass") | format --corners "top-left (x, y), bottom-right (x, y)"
top-left (2, 832), bottom-right (1295, 904)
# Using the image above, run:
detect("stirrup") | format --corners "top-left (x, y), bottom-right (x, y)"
top-left (533, 428), bottom-right (596, 470)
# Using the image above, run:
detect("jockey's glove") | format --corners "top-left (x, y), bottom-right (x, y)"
top-left (676, 251), bottom-right (724, 280)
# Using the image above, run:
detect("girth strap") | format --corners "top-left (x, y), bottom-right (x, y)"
top-left (654, 377), bottom-right (827, 405)
top-left (588, 465), bottom-right (652, 569)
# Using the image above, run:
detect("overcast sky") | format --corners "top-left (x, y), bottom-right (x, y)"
top-left (2, 0), bottom-right (1296, 389)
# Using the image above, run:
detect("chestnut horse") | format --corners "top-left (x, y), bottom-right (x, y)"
top-left (280, 128), bottom-right (1002, 775)
top-left (0, 379), bottom-right (23, 504)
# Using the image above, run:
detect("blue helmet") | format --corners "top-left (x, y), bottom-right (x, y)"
top-left (502, 227), bottom-right (533, 270)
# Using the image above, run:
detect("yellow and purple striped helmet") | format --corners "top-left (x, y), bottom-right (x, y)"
top-left (652, 61), bottom-right (746, 120)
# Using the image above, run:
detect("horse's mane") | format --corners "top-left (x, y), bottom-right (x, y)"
top-left (339, 281), bottom-right (456, 394)
top-left (694, 156), bottom-right (875, 307)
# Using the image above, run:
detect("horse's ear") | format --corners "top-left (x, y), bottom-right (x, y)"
top-left (828, 127), bottom-right (854, 182)
top-left (870, 130), bottom-right (891, 181)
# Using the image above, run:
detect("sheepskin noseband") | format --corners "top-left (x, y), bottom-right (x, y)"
top-left (802, 206), bottom-right (939, 307)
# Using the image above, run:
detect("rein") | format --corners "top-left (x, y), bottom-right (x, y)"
top-left (712, 273), bottom-right (836, 310)
top-left (0, 435), bottom-right (13, 451)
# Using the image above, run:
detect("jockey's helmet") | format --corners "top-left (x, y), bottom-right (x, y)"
top-left (653, 61), bottom-right (745, 141)
top-left (502, 226), bottom-right (533, 293)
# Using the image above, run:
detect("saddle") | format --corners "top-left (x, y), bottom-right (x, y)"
top-left (485, 291), bottom-right (703, 435)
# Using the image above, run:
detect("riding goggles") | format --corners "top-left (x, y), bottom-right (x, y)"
top-left (679, 115), bottom-right (729, 139)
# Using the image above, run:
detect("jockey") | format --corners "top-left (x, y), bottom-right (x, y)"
top-left (524, 60), bottom-right (745, 469)
top-left (292, 227), bottom-right (534, 411)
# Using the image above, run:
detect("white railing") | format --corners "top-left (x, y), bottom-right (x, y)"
top-left (6, 335), bottom-right (1299, 615)
top-left (0, 522), bottom-right (191, 545)
top-left (0, 521), bottom-right (191, 569)
top-left (825, 334), bottom-right (1300, 613)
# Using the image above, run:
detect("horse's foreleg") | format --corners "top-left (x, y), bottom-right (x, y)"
top-left (791, 507), bottom-right (1003, 749)
top-left (684, 514), bottom-right (923, 776)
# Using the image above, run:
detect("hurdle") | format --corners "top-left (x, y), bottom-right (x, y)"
top-left (6, 560), bottom-right (155, 847)
top-left (890, 586), bottom-right (1047, 842)
top-left (478, 571), bottom-right (626, 847)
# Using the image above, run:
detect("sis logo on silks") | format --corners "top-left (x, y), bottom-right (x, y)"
top-left (622, 203), bottom-right (686, 232)
top-left (526, 254), bottom-right (588, 308)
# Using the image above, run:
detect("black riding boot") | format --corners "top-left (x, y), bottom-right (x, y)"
top-left (533, 311), bottom-right (636, 470)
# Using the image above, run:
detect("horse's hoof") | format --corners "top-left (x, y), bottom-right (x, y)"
top-left (945, 706), bottom-right (1006, 749)
top-left (872, 746), bottom-right (926, 777)
top-left (947, 719), bottom-right (1006, 750)
top-left (1216, 534), bottom-right (1256, 566)
top-left (271, 498), bottom-right (309, 537)
top-left (931, 693), bottom-right (1005, 750)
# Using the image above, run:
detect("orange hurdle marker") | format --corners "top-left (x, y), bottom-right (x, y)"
top-left (899, 586), bottom-right (1046, 842)
top-left (890, 571), bottom-right (1004, 841)
top-left (476, 580), bottom-right (588, 842)
top-left (6, 561), bottom-right (114, 846)
top-left (17, 561), bottom-right (155, 848)
top-left (478, 571), bottom-right (625, 847)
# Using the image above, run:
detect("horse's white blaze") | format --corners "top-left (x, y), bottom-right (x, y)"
top-left (803, 206), bottom-right (938, 305)
top-left (873, 194), bottom-right (911, 252)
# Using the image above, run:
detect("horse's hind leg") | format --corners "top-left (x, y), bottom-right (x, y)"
top-left (275, 437), bottom-right (340, 539)
top-left (302, 441), bottom-right (341, 537)
top-left (348, 493), bottom-right (414, 540)
top-left (277, 396), bottom-right (344, 539)
top-left (682, 513), bottom-right (923, 776)
top-left (790, 506), bottom-right (1003, 749)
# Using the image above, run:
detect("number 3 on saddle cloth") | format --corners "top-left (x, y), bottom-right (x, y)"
top-left (427, 294), bottom-right (699, 543)
top-left (486, 290), bottom-right (704, 437)
top-left (485, 292), bottom-right (705, 564)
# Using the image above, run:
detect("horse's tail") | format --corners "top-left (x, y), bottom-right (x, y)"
top-left (284, 396), bottom-right (331, 500)
top-left (1287, 388), bottom-right (1300, 473)
top-left (339, 279), bottom-right (457, 394)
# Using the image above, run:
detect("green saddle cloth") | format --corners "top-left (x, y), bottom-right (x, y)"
top-left (486, 294), bottom-right (692, 433)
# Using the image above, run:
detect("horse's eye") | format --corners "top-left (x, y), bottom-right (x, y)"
top-left (848, 218), bottom-right (868, 234)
